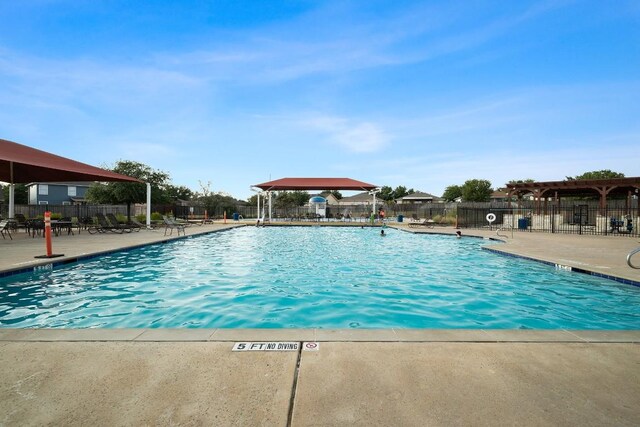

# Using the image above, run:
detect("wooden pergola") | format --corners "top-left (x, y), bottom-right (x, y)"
top-left (506, 177), bottom-right (640, 214)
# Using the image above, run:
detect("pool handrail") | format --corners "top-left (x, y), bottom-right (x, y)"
top-left (496, 226), bottom-right (514, 239)
top-left (627, 246), bottom-right (640, 269)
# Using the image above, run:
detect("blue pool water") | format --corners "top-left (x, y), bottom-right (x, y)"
top-left (0, 227), bottom-right (639, 329)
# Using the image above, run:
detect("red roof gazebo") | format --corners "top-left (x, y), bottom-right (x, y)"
top-left (252, 177), bottom-right (379, 221)
top-left (254, 177), bottom-right (377, 192)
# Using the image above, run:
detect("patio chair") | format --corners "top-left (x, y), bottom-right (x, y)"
top-left (12, 213), bottom-right (27, 232)
top-left (163, 216), bottom-right (186, 236)
top-left (26, 219), bottom-right (45, 237)
top-left (0, 219), bottom-right (12, 240)
top-left (79, 216), bottom-right (95, 230)
top-left (71, 217), bottom-right (83, 234)
top-left (53, 217), bottom-right (75, 236)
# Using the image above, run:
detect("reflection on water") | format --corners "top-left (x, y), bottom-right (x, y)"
top-left (1, 227), bottom-right (639, 329)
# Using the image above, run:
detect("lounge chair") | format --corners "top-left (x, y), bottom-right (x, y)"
top-left (88, 213), bottom-right (123, 234)
top-left (106, 213), bottom-right (135, 233)
top-left (127, 218), bottom-right (145, 231)
top-left (408, 219), bottom-right (435, 228)
top-left (0, 219), bottom-right (12, 240)
top-left (163, 216), bottom-right (186, 236)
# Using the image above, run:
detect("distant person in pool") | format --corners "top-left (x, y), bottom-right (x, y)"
top-left (456, 230), bottom-right (462, 238)
top-left (380, 229), bottom-right (386, 236)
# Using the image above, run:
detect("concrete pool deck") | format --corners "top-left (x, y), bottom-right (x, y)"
top-left (1, 222), bottom-right (639, 425)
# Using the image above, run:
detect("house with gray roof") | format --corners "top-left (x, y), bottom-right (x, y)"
top-left (337, 191), bottom-right (374, 206)
top-left (395, 191), bottom-right (442, 204)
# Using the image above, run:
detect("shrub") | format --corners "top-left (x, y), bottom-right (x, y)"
top-left (150, 212), bottom-right (163, 221)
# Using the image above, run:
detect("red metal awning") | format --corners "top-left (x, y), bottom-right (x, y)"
top-left (0, 138), bottom-right (141, 183)
top-left (254, 177), bottom-right (378, 191)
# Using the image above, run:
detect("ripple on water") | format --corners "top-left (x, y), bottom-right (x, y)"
top-left (0, 227), bottom-right (639, 329)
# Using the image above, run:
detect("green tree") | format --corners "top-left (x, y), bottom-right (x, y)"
top-left (392, 186), bottom-right (410, 200)
top-left (378, 186), bottom-right (394, 202)
top-left (86, 161), bottom-right (171, 219)
top-left (461, 179), bottom-right (493, 202)
top-left (195, 181), bottom-right (238, 216)
top-left (2, 184), bottom-right (29, 204)
top-left (442, 185), bottom-right (462, 202)
top-left (247, 194), bottom-right (258, 206)
top-left (566, 170), bottom-right (625, 180)
top-left (275, 191), bottom-right (310, 208)
top-left (496, 179), bottom-right (536, 191)
top-left (164, 185), bottom-right (194, 202)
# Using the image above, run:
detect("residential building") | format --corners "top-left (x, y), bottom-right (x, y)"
top-left (318, 192), bottom-right (341, 206)
top-left (337, 191), bottom-right (374, 206)
top-left (27, 182), bottom-right (91, 205)
top-left (395, 191), bottom-right (442, 204)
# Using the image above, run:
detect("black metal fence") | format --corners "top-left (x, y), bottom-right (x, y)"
top-left (458, 202), bottom-right (639, 237)
top-left (3, 199), bottom-right (638, 237)
top-left (194, 203), bottom-right (451, 223)
top-left (8, 204), bottom-right (129, 219)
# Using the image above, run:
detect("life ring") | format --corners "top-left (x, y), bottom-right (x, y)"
top-left (486, 213), bottom-right (496, 223)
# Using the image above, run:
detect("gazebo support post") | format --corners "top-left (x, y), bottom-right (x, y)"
top-left (8, 161), bottom-right (14, 219)
top-left (146, 183), bottom-right (151, 229)
top-left (257, 192), bottom-right (261, 221)
top-left (8, 184), bottom-right (14, 220)
top-left (268, 191), bottom-right (272, 222)
top-left (372, 192), bottom-right (376, 220)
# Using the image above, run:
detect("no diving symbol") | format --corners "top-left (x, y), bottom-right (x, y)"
top-left (304, 342), bottom-right (319, 351)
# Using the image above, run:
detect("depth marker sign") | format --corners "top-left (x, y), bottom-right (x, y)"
top-left (232, 342), bottom-right (299, 352)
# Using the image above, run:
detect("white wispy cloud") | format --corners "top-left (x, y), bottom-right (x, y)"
top-left (149, 0), bottom-right (573, 84)
top-left (298, 115), bottom-right (390, 153)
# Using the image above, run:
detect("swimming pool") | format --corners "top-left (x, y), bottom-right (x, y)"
top-left (0, 226), bottom-right (639, 329)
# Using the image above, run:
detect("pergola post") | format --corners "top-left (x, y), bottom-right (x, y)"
top-left (268, 191), bottom-right (272, 222)
top-left (592, 185), bottom-right (616, 215)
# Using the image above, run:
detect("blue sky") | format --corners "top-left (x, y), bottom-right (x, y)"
top-left (1, 0), bottom-right (639, 199)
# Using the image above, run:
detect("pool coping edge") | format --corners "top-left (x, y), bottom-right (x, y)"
top-left (1, 328), bottom-right (639, 343)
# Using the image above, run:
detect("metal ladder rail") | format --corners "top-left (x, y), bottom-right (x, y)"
top-left (496, 225), bottom-right (514, 239)
top-left (627, 247), bottom-right (640, 269)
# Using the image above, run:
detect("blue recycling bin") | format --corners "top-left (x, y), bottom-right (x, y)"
top-left (232, 212), bottom-right (239, 221)
top-left (397, 215), bottom-right (404, 223)
top-left (518, 218), bottom-right (529, 230)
